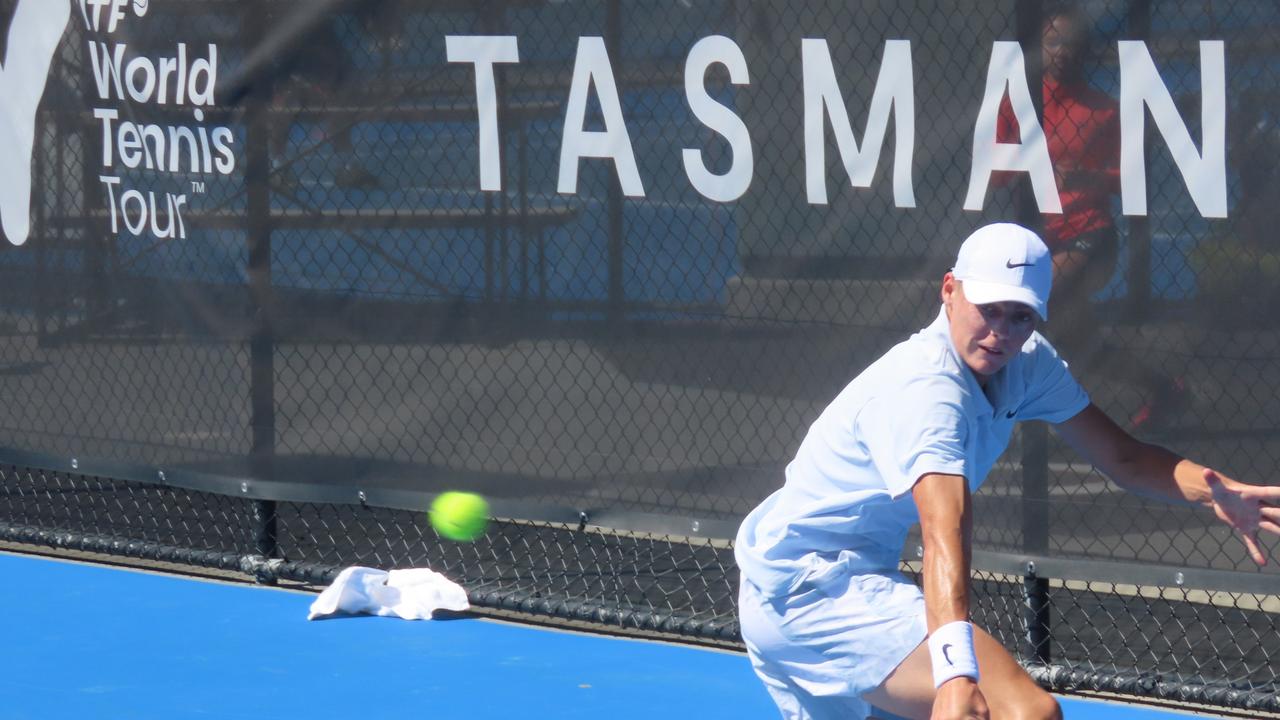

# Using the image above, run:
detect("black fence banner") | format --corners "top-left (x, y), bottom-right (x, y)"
top-left (2, 1), bottom-right (1277, 712)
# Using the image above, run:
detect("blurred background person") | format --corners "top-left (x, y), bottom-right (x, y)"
top-left (995, 1), bottom-right (1188, 431)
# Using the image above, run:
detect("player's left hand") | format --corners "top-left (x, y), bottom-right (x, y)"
top-left (1204, 468), bottom-right (1280, 565)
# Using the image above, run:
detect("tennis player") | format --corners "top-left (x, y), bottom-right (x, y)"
top-left (735, 222), bottom-right (1280, 720)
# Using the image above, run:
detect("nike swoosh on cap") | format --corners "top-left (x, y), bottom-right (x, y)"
top-left (1006, 259), bottom-right (1036, 268)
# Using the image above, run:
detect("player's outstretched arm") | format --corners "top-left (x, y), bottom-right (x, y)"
top-left (1054, 403), bottom-right (1280, 565)
top-left (913, 473), bottom-right (990, 720)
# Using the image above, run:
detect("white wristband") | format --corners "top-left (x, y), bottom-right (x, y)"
top-left (928, 621), bottom-right (980, 688)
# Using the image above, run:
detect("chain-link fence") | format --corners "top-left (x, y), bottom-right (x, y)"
top-left (0, 0), bottom-right (1277, 714)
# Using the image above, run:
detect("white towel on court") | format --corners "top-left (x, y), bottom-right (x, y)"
top-left (307, 566), bottom-right (470, 621)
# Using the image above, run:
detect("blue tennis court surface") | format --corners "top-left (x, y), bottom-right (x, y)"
top-left (0, 552), bottom-right (1227, 719)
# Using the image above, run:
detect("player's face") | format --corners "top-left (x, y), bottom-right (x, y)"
top-left (942, 275), bottom-right (1038, 383)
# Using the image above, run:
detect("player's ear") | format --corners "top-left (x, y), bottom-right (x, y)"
top-left (941, 272), bottom-right (957, 308)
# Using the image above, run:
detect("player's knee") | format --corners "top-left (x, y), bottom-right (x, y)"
top-left (1012, 691), bottom-right (1062, 720)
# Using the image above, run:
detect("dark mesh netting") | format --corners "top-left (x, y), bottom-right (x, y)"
top-left (1, 1), bottom-right (1277, 714)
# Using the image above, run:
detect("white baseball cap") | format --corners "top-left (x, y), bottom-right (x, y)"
top-left (952, 223), bottom-right (1052, 320)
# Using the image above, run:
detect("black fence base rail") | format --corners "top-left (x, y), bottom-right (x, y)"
top-left (1027, 664), bottom-right (1280, 716)
top-left (0, 522), bottom-right (339, 587)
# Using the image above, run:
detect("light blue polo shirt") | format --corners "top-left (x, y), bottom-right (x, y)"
top-left (735, 306), bottom-right (1089, 598)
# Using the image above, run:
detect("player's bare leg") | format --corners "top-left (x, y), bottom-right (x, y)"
top-left (863, 625), bottom-right (1061, 720)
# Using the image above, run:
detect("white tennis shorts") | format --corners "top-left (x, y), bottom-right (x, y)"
top-left (738, 570), bottom-right (928, 720)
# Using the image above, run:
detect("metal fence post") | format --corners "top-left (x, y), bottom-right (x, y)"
top-left (244, 2), bottom-right (278, 571)
top-left (1125, 0), bottom-right (1153, 322)
top-left (1020, 425), bottom-right (1053, 665)
top-left (1022, 559), bottom-right (1052, 665)
top-left (1015, 0), bottom-right (1053, 666)
top-left (605, 0), bottom-right (626, 327)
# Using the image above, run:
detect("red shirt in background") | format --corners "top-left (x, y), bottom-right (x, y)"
top-left (996, 75), bottom-right (1121, 250)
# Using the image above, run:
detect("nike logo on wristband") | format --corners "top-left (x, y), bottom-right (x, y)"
top-left (1006, 259), bottom-right (1035, 268)
top-left (929, 620), bottom-right (979, 687)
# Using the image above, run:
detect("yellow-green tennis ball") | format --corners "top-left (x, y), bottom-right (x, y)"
top-left (430, 491), bottom-right (490, 542)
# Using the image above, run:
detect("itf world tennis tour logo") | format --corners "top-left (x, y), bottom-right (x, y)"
top-left (0, 0), bottom-right (236, 248)
top-left (0, 1), bottom-right (71, 247)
